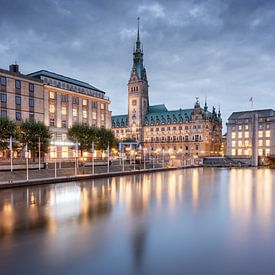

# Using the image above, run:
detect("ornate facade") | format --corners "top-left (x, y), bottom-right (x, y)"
top-left (112, 20), bottom-right (222, 156)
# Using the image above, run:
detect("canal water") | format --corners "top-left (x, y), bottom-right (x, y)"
top-left (0, 168), bottom-right (275, 275)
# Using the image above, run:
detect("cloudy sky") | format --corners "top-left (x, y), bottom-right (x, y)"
top-left (1, 0), bottom-right (275, 130)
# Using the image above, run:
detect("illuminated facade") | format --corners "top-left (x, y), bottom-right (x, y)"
top-left (226, 109), bottom-right (275, 164)
top-left (112, 20), bottom-right (222, 157)
top-left (29, 70), bottom-right (111, 159)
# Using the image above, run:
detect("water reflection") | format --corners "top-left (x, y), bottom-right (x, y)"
top-left (0, 168), bottom-right (275, 275)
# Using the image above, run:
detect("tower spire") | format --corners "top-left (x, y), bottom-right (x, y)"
top-left (137, 17), bottom-right (140, 42)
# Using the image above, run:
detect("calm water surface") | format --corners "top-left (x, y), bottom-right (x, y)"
top-left (0, 168), bottom-right (275, 275)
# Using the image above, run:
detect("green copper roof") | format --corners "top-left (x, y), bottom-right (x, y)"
top-left (112, 115), bottom-right (128, 128)
top-left (28, 70), bottom-right (105, 94)
top-left (148, 104), bottom-right (168, 113)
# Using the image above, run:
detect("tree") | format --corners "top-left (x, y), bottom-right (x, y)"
top-left (68, 124), bottom-right (97, 156)
top-left (96, 127), bottom-right (117, 151)
top-left (18, 120), bottom-right (50, 161)
top-left (0, 117), bottom-right (17, 154)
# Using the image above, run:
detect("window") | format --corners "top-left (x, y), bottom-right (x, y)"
top-left (15, 95), bottom-right (21, 105)
top-left (62, 147), bottom-right (68, 158)
top-left (29, 83), bottom-right (34, 92)
top-left (92, 111), bottom-right (97, 120)
top-left (244, 140), bottom-right (249, 147)
top-left (61, 94), bottom-right (68, 102)
top-left (266, 149), bottom-right (270, 156)
top-left (72, 97), bottom-right (79, 104)
top-left (50, 118), bottom-right (55, 126)
top-left (83, 110), bottom-right (87, 118)
top-left (16, 111), bottom-right (21, 121)
top-left (238, 125), bottom-right (242, 130)
top-left (61, 106), bottom-right (67, 115)
top-left (238, 140), bottom-right (242, 147)
top-left (62, 120), bottom-right (67, 128)
top-left (232, 141), bottom-right (236, 147)
top-left (49, 92), bottom-right (55, 99)
top-left (258, 131), bottom-right (263, 138)
top-left (15, 80), bottom-right (21, 89)
top-left (73, 108), bottom-right (78, 117)
top-left (231, 149), bottom-right (236, 156)
top-left (0, 93), bottom-right (7, 103)
top-left (0, 76), bottom-right (6, 86)
top-left (83, 99), bottom-right (87, 106)
top-left (101, 103), bottom-right (105, 109)
top-left (244, 132), bottom-right (249, 138)
top-left (266, 140), bottom-right (270, 147)
top-left (266, 124), bottom-right (270, 129)
top-left (29, 98), bottom-right (34, 107)
top-left (238, 132), bottom-right (242, 138)
top-left (29, 113), bottom-right (34, 120)
top-left (231, 132), bottom-right (236, 139)
top-left (237, 149), bottom-right (242, 156)
top-left (259, 140), bottom-right (263, 146)
top-left (195, 145), bottom-right (199, 151)
top-left (0, 109), bottom-right (7, 117)
top-left (258, 149), bottom-right (263, 156)
top-left (49, 105), bottom-right (55, 113)
top-left (245, 125), bottom-right (249, 130)
top-left (101, 113), bottom-right (104, 121)
top-left (266, 130), bottom-right (270, 138)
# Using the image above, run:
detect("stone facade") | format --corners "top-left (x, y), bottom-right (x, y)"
top-left (112, 21), bottom-right (222, 157)
top-left (226, 109), bottom-right (275, 165)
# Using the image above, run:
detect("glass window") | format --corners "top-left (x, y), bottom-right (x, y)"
top-left (266, 140), bottom-right (270, 147)
top-left (61, 94), bottom-right (68, 102)
top-left (1, 93), bottom-right (7, 103)
top-left (238, 132), bottom-right (242, 138)
top-left (15, 95), bottom-right (21, 105)
top-left (15, 80), bottom-right (21, 89)
top-left (49, 92), bottom-right (55, 99)
top-left (83, 110), bottom-right (87, 118)
top-left (61, 106), bottom-right (67, 115)
top-left (245, 140), bottom-right (249, 147)
top-left (231, 149), bottom-right (236, 156)
top-left (266, 130), bottom-right (270, 138)
top-left (0, 76), bottom-right (6, 86)
top-left (62, 120), bottom-right (67, 128)
top-left (232, 140), bottom-right (236, 147)
top-left (231, 132), bottom-right (236, 139)
top-left (238, 140), bottom-right (242, 147)
top-left (266, 124), bottom-right (270, 129)
top-left (50, 118), bottom-right (55, 126)
top-left (62, 147), bottom-right (68, 158)
top-left (237, 149), bottom-right (242, 156)
top-left (49, 105), bottom-right (55, 113)
top-left (92, 111), bottom-right (97, 120)
top-left (245, 125), bottom-right (249, 130)
top-left (258, 149), bottom-right (263, 156)
top-left (101, 103), bottom-right (105, 109)
top-left (238, 125), bottom-right (242, 130)
top-left (29, 98), bottom-right (34, 107)
top-left (29, 83), bottom-right (34, 92)
top-left (29, 113), bottom-right (34, 120)
top-left (73, 108), bottom-right (78, 117)
top-left (0, 109), bottom-right (7, 117)
top-left (244, 132), bottom-right (249, 138)
top-left (62, 134), bottom-right (67, 141)
top-left (16, 111), bottom-right (21, 121)
top-left (258, 131), bottom-right (263, 138)
top-left (259, 140), bottom-right (263, 146)
top-left (83, 99), bottom-right (87, 106)
top-left (101, 113), bottom-right (104, 121)
top-left (266, 149), bottom-right (270, 156)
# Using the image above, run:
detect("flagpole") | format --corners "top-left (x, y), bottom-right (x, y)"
top-left (107, 142), bottom-right (110, 173)
top-left (10, 136), bottom-right (13, 172)
top-left (92, 141), bottom-right (95, 174)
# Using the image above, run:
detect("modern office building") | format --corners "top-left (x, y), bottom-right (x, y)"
top-left (0, 65), bottom-right (44, 122)
top-left (112, 20), bottom-right (222, 157)
top-left (226, 109), bottom-right (275, 166)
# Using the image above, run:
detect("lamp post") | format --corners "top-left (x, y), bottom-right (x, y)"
top-left (10, 136), bottom-right (13, 172)
top-left (38, 136), bottom-right (41, 170)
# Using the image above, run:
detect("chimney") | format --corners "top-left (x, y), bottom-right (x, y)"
top-left (9, 64), bottom-right (19, 73)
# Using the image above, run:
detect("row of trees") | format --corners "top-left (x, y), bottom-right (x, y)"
top-left (0, 118), bottom-right (117, 160)
top-left (0, 117), bottom-right (50, 161)
top-left (68, 123), bottom-right (117, 156)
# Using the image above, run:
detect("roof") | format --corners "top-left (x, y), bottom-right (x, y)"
top-left (0, 68), bottom-right (43, 83)
top-left (28, 70), bottom-right (105, 94)
top-left (112, 114), bottom-right (128, 128)
top-left (228, 109), bottom-right (275, 120)
top-left (148, 104), bottom-right (168, 113)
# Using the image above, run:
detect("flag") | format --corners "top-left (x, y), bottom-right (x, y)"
top-left (249, 97), bottom-right (253, 102)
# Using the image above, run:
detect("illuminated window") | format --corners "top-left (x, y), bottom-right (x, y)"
top-left (238, 140), bottom-right (242, 147)
top-left (266, 124), bottom-right (270, 129)
top-left (238, 125), bottom-right (242, 130)
top-left (83, 99), bottom-right (87, 106)
top-left (101, 103), bottom-right (105, 109)
top-left (49, 92), bottom-right (55, 99)
top-left (244, 132), bottom-right (249, 138)
top-left (101, 113), bottom-right (104, 121)
top-left (49, 104), bottom-right (55, 113)
top-left (266, 149), bottom-right (270, 156)
top-left (266, 130), bottom-right (270, 138)
top-left (232, 141), bottom-right (236, 147)
top-left (244, 140), bottom-right (249, 147)
top-left (231, 132), bottom-right (236, 139)
top-left (258, 131), bottom-right (263, 138)
top-left (244, 149), bottom-right (249, 156)
top-left (73, 108), bottom-right (78, 117)
top-left (83, 110), bottom-right (87, 118)
top-left (259, 140), bottom-right (263, 146)
top-left (61, 106), bottom-right (67, 115)
top-left (62, 134), bottom-right (67, 141)
top-left (245, 125), bottom-right (249, 130)
top-left (238, 132), bottom-right (242, 138)
top-left (92, 111), bottom-right (97, 119)
top-left (62, 146), bottom-right (68, 158)
top-left (237, 149), bottom-right (242, 156)
top-left (50, 146), bottom-right (56, 158)
top-left (258, 149), bottom-right (263, 156)
top-left (266, 139), bottom-right (270, 147)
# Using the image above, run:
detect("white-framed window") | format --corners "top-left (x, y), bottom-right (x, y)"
top-left (49, 91), bottom-right (55, 99)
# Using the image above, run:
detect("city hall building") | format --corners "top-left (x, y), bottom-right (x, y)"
top-left (0, 64), bottom-right (111, 159)
top-left (112, 21), bottom-right (222, 157)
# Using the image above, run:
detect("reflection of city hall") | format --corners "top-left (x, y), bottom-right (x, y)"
top-left (112, 22), bottom-right (222, 156)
